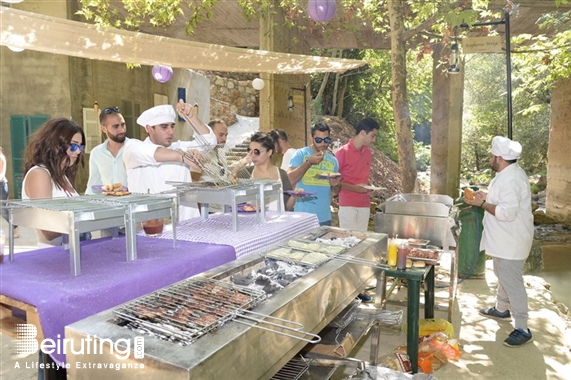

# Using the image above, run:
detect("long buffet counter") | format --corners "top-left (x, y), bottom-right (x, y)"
top-left (0, 211), bottom-right (319, 367)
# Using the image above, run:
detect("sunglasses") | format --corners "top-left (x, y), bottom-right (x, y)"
top-left (69, 143), bottom-right (85, 153)
top-left (247, 148), bottom-right (262, 156)
top-left (314, 137), bottom-right (332, 144)
top-left (103, 106), bottom-right (120, 114)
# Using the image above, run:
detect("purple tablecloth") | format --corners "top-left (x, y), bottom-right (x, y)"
top-left (0, 236), bottom-right (236, 365)
top-left (141, 211), bottom-right (320, 258)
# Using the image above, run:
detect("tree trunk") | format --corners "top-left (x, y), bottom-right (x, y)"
top-left (337, 76), bottom-right (347, 117)
top-left (315, 49), bottom-right (338, 103)
top-left (331, 72), bottom-right (340, 115)
top-left (387, 0), bottom-right (417, 193)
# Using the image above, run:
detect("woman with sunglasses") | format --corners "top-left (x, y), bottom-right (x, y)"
top-left (238, 132), bottom-right (297, 211)
top-left (21, 118), bottom-right (86, 246)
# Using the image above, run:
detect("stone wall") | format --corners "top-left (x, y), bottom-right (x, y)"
top-left (201, 72), bottom-right (259, 126)
top-left (546, 77), bottom-right (571, 222)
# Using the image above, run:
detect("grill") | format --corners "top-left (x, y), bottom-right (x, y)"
top-left (66, 226), bottom-right (388, 380)
top-left (270, 356), bottom-right (309, 380)
top-left (374, 193), bottom-right (458, 248)
top-left (113, 277), bottom-right (267, 345)
top-left (6, 194), bottom-right (176, 276)
top-left (168, 179), bottom-right (283, 231)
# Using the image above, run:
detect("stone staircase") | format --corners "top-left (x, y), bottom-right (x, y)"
top-left (224, 140), bottom-right (250, 166)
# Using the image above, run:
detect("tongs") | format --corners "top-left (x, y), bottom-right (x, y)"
top-left (233, 309), bottom-right (321, 344)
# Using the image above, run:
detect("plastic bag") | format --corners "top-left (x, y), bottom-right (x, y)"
top-left (404, 318), bottom-right (455, 339)
top-left (417, 332), bottom-right (462, 373)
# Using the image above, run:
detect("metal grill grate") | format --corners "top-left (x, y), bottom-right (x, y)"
top-left (113, 277), bottom-right (267, 345)
top-left (271, 356), bottom-right (309, 380)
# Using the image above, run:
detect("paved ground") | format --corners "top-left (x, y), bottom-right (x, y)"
top-left (1, 224), bottom-right (570, 379)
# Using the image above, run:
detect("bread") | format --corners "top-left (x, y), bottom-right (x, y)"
top-left (413, 261), bottom-right (426, 268)
top-left (464, 187), bottom-right (475, 201)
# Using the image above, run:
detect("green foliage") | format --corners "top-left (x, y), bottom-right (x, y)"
top-left (414, 141), bottom-right (431, 171)
top-left (461, 50), bottom-right (551, 178)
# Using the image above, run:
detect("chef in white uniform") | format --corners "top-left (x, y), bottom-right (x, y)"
top-left (123, 100), bottom-right (217, 221)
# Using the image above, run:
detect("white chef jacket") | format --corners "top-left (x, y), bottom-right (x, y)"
top-left (123, 132), bottom-right (217, 221)
top-left (480, 163), bottom-right (534, 260)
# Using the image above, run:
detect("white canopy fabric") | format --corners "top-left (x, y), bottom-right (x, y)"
top-left (0, 7), bottom-right (368, 74)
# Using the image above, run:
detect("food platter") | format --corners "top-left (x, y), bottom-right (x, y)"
top-left (316, 172), bottom-right (342, 179)
top-left (284, 190), bottom-right (316, 198)
top-left (91, 185), bottom-right (130, 196)
top-left (406, 238), bottom-right (430, 248)
top-left (361, 185), bottom-right (386, 191)
top-left (237, 203), bottom-right (258, 213)
top-left (407, 247), bottom-right (441, 264)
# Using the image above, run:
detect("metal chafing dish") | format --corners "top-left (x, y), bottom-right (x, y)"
top-left (167, 179), bottom-right (283, 231)
top-left (6, 194), bottom-right (176, 276)
top-left (65, 227), bottom-right (388, 380)
top-left (374, 193), bottom-right (458, 249)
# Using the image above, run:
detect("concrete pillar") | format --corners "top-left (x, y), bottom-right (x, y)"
top-left (259, 3), bottom-right (311, 149)
top-left (430, 43), bottom-right (464, 199)
top-left (546, 77), bottom-right (571, 220)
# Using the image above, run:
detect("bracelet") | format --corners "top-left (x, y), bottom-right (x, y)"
top-left (480, 200), bottom-right (486, 207)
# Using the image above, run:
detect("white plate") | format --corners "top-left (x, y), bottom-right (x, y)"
top-left (361, 185), bottom-right (386, 191)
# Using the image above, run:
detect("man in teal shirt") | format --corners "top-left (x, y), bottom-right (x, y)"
top-left (288, 122), bottom-right (340, 225)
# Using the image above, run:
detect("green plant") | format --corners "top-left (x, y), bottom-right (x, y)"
top-left (414, 141), bottom-right (431, 171)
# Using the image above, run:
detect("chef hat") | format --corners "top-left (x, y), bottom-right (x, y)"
top-left (136, 105), bottom-right (176, 127)
top-left (491, 135), bottom-right (522, 160)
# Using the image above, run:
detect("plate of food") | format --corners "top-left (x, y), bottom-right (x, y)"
top-left (284, 189), bottom-right (316, 197)
top-left (237, 203), bottom-right (258, 213)
top-left (406, 238), bottom-right (430, 248)
top-left (407, 247), bottom-right (441, 264)
top-left (316, 172), bottom-right (342, 179)
top-left (361, 185), bottom-right (386, 191)
top-left (92, 184), bottom-right (131, 196)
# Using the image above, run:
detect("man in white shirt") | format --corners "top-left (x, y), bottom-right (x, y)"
top-left (85, 106), bottom-right (129, 195)
top-left (123, 101), bottom-right (217, 221)
top-left (465, 136), bottom-right (534, 347)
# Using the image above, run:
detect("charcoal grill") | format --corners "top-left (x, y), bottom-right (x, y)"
top-left (168, 179), bottom-right (283, 231)
top-left (6, 194), bottom-right (176, 276)
top-left (65, 226), bottom-right (388, 380)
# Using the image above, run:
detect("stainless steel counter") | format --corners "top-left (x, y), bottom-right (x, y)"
top-left (65, 227), bottom-right (388, 379)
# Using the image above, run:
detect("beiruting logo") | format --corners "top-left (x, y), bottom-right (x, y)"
top-left (15, 324), bottom-right (145, 360)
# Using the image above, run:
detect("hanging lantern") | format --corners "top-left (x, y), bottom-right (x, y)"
top-left (308, 0), bottom-right (336, 23)
top-left (151, 65), bottom-right (173, 83)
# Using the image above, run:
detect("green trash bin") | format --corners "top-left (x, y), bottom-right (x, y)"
top-left (457, 204), bottom-right (487, 277)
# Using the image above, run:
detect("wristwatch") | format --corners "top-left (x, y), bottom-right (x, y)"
top-left (305, 157), bottom-right (310, 165)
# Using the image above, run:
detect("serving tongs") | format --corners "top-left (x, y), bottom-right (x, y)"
top-left (233, 309), bottom-right (322, 343)
top-left (325, 254), bottom-right (389, 270)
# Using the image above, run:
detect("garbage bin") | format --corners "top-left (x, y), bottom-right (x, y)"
top-left (457, 205), bottom-right (486, 277)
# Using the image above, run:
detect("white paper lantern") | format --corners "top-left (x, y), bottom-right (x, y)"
top-left (252, 78), bottom-right (265, 90)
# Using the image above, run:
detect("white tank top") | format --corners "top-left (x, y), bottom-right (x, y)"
top-left (22, 166), bottom-right (79, 246)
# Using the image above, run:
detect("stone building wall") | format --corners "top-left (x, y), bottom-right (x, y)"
top-left (201, 72), bottom-right (259, 126)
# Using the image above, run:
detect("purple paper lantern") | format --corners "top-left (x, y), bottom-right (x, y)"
top-left (308, 0), bottom-right (336, 22)
top-left (152, 65), bottom-right (173, 83)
